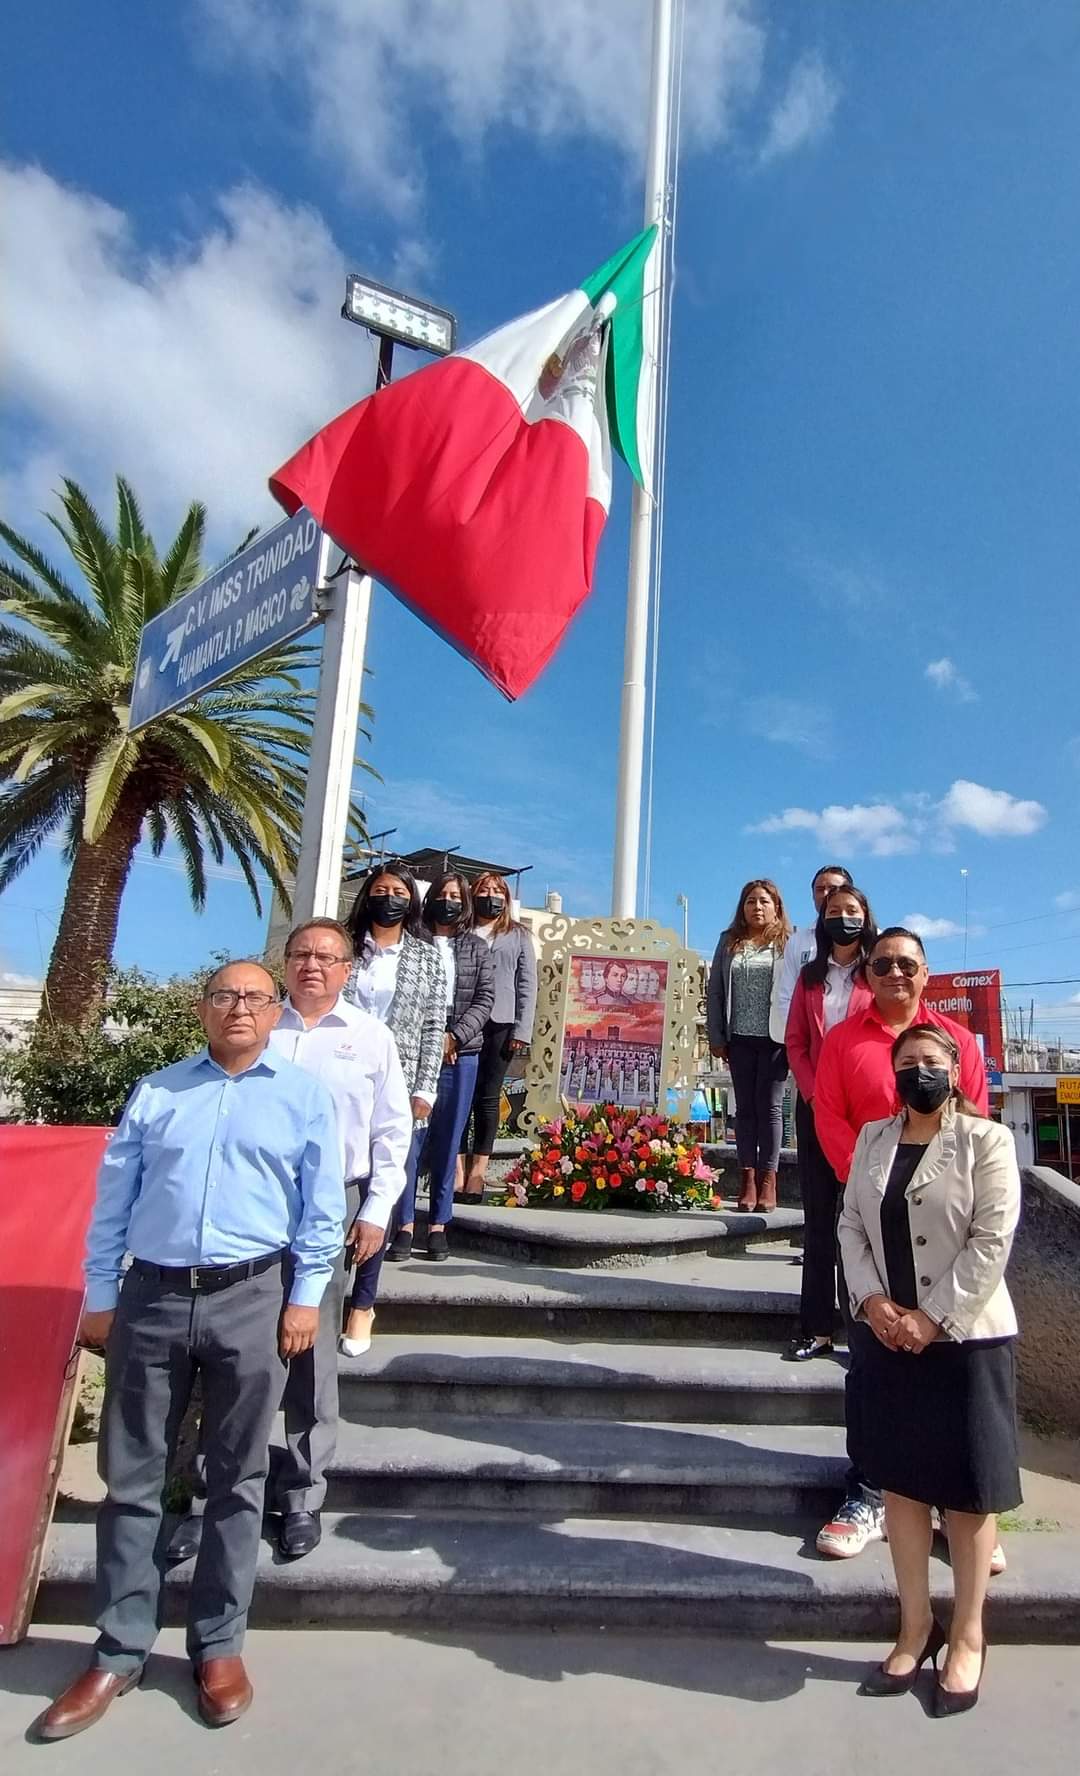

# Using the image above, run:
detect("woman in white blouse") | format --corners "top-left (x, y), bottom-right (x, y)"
top-left (342, 861), bottom-right (445, 1340)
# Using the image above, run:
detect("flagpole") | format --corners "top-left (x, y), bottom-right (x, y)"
top-left (611, 0), bottom-right (675, 918)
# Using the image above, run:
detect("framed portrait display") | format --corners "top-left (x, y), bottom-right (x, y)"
top-left (520, 915), bottom-right (704, 1135)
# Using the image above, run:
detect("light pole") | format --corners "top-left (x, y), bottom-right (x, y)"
top-left (291, 277), bottom-right (457, 923)
top-left (961, 868), bottom-right (970, 966)
top-left (675, 892), bottom-right (689, 948)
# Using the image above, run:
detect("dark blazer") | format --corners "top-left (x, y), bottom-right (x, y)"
top-left (446, 932), bottom-right (496, 1054)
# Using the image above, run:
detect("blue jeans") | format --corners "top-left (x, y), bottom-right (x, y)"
top-left (400, 1055), bottom-right (479, 1227)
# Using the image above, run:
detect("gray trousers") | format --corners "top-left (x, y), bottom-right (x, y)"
top-left (274, 1183), bottom-right (357, 1511)
top-left (94, 1257), bottom-right (287, 1674)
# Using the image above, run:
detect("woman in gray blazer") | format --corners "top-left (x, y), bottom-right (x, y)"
top-left (458, 871), bottom-right (538, 1203)
top-left (838, 1022), bottom-right (1021, 1714)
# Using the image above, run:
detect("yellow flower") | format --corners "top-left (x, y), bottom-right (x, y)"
top-left (596, 1180), bottom-right (607, 1190)
top-left (504, 1196), bottom-right (518, 1208)
top-left (553, 1184), bottom-right (566, 1196)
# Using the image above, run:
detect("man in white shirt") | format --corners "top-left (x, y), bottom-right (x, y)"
top-left (169, 918), bottom-right (411, 1566)
top-left (770, 864), bottom-right (854, 1042)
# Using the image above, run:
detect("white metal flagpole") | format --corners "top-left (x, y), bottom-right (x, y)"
top-left (611, 0), bottom-right (676, 918)
top-left (291, 535), bottom-right (372, 923)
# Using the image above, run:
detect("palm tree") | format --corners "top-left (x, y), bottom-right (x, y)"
top-left (0, 476), bottom-right (369, 1026)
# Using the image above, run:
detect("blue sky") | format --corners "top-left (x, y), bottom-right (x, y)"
top-left (2, 1), bottom-right (1079, 1044)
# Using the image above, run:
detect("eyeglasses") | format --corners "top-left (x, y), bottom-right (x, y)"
top-left (870, 956), bottom-right (922, 979)
top-left (285, 949), bottom-right (350, 967)
top-left (207, 989), bottom-right (279, 1010)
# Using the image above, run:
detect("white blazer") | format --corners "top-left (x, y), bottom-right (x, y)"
top-left (837, 1107), bottom-right (1020, 1343)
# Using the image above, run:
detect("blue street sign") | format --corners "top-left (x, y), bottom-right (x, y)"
top-left (128, 509), bottom-right (322, 731)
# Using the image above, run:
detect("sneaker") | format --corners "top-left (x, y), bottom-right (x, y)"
top-left (936, 1510), bottom-right (1007, 1576)
top-left (384, 1228), bottom-right (414, 1263)
top-left (783, 1335), bottom-right (835, 1363)
top-left (816, 1487), bottom-right (886, 1559)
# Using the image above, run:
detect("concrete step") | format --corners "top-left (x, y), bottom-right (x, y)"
top-left (311, 1418), bottom-right (849, 1516)
top-left (338, 1335), bottom-right (846, 1424)
top-left (38, 1515), bottom-right (1080, 1640)
top-left (440, 1202), bottom-right (804, 1269)
top-left (372, 1250), bottom-right (805, 1341)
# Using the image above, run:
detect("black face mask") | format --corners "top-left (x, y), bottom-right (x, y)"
top-left (895, 1065), bottom-right (952, 1114)
top-left (430, 898), bottom-right (463, 926)
top-left (368, 892), bottom-right (411, 927)
top-left (475, 895), bottom-right (505, 920)
top-left (823, 914), bottom-right (864, 945)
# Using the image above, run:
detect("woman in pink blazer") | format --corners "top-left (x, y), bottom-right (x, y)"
top-left (784, 884), bottom-right (877, 1363)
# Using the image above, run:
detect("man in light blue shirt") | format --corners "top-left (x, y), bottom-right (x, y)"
top-left (37, 960), bottom-right (344, 1743)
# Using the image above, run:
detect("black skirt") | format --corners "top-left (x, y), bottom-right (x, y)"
top-left (848, 1322), bottom-right (1022, 1514)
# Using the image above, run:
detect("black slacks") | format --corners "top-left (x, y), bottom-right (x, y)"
top-left (462, 1020), bottom-right (514, 1157)
top-left (727, 1034), bottom-right (787, 1171)
top-left (796, 1093), bottom-right (846, 1337)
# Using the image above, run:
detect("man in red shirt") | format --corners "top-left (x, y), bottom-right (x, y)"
top-left (811, 926), bottom-right (989, 1560)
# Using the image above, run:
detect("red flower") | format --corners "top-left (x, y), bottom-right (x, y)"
top-left (605, 1149), bottom-right (618, 1164)
top-left (676, 1159), bottom-right (691, 1176)
top-left (636, 1145), bottom-right (651, 1160)
top-left (610, 1178), bottom-right (623, 1189)
top-left (645, 1179), bottom-right (657, 1193)
top-left (570, 1181), bottom-right (587, 1202)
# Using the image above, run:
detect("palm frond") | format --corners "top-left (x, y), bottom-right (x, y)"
top-left (57, 480), bottom-right (122, 619)
top-left (167, 792), bottom-right (208, 910)
top-left (82, 729), bottom-right (136, 843)
top-left (158, 503), bottom-right (207, 607)
top-left (0, 767), bottom-right (80, 889)
top-left (115, 477), bottom-right (155, 561)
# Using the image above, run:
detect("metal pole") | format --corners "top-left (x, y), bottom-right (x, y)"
top-left (292, 338), bottom-right (395, 922)
top-left (611, 0), bottom-right (675, 918)
top-left (291, 540), bottom-right (372, 922)
top-left (676, 892), bottom-right (688, 947)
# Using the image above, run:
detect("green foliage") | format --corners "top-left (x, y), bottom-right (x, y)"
top-left (0, 964), bottom-right (209, 1125)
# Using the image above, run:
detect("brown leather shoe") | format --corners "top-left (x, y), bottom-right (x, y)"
top-left (736, 1167), bottom-right (756, 1212)
top-left (36, 1666), bottom-right (142, 1741)
top-left (756, 1168), bottom-right (778, 1212)
top-left (195, 1656), bottom-right (253, 1727)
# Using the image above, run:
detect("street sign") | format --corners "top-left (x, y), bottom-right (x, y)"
top-left (129, 510), bottom-right (322, 731)
top-left (1056, 1076), bottom-right (1080, 1105)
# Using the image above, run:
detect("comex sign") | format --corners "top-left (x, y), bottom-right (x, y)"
top-left (128, 511), bottom-right (322, 732)
top-left (924, 968), bottom-right (1004, 1081)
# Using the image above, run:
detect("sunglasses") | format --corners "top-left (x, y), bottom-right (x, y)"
top-left (870, 956), bottom-right (922, 979)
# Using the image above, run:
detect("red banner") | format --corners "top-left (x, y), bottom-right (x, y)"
top-left (0, 1125), bottom-right (107, 1644)
top-left (924, 969), bottom-right (1004, 1079)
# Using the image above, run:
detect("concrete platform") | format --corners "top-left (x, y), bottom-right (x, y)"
top-left (8, 1627), bottom-right (1080, 1776)
top-left (314, 1417), bottom-right (849, 1515)
top-left (444, 1201), bottom-right (804, 1268)
top-left (36, 1515), bottom-right (1080, 1639)
top-left (338, 1334), bottom-right (846, 1423)
top-left (373, 1249), bottom-right (806, 1340)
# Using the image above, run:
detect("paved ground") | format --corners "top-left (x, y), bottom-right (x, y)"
top-left (3, 1626), bottom-right (1078, 1774)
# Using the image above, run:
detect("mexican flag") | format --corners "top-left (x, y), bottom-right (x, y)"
top-left (269, 226), bottom-right (658, 700)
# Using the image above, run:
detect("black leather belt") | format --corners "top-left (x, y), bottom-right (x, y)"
top-left (131, 1250), bottom-right (287, 1293)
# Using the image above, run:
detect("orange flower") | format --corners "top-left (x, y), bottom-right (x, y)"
top-left (676, 1158), bottom-right (691, 1176)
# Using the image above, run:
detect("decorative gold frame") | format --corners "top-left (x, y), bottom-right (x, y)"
top-left (520, 916), bottom-right (704, 1137)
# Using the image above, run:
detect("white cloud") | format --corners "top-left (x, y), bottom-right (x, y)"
top-left (0, 968), bottom-right (41, 988)
top-left (938, 779), bottom-right (1047, 838)
top-left (925, 656), bottom-right (978, 702)
top-left (743, 695), bottom-right (833, 758)
top-left (198, 2), bottom-right (836, 210)
top-left (1, 164), bottom-right (367, 540)
top-left (902, 914), bottom-right (963, 941)
top-left (1055, 890), bottom-right (1080, 911)
top-left (751, 777), bottom-right (1049, 856)
top-left (751, 802), bottom-right (918, 858)
top-left (758, 50), bottom-right (840, 165)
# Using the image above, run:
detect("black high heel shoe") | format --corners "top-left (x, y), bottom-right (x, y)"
top-left (859, 1619), bottom-right (947, 1697)
top-left (933, 1644), bottom-right (987, 1716)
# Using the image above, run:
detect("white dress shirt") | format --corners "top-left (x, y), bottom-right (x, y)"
top-left (349, 936), bottom-right (402, 1023)
top-left (772, 921), bottom-right (818, 1042)
top-left (434, 934), bottom-right (456, 1009)
top-left (822, 957), bottom-right (858, 1032)
top-left (269, 994), bottom-right (412, 1231)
